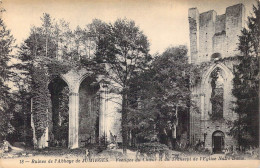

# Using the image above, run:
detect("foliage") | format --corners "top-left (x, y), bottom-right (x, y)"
top-left (97, 134), bottom-right (108, 153)
top-left (0, 18), bottom-right (15, 139)
top-left (238, 1), bottom-right (260, 57)
top-left (189, 61), bottom-right (212, 86)
top-left (31, 66), bottom-right (50, 139)
top-left (14, 13), bottom-right (106, 143)
top-left (137, 142), bottom-right (169, 154)
top-left (91, 18), bottom-right (152, 153)
top-left (231, 56), bottom-right (259, 148)
top-left (209, 67), bottom-right (224, 120)
top-left (128, 46), bottom-right (191, 149)
top-left (50, 84), bottom-right (69, 144)
top-left (230, 1), bottom-right (259, 149)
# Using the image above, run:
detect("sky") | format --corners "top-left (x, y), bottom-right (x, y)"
top-left (2, 0), bottom-right (257, 55)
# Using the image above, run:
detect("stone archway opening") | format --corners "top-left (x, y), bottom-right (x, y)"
top-left (201, 63), bottom-right (233, 121)
top-left (212, 131), bottom-right (225, 153)
top-left (79, 76), bottom-right (101, 147)
top-left (48, 76), bottom-right (69, 147)
top-left (209, 67), bottom-right (224, 120)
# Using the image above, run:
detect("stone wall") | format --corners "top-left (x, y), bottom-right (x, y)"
top-left (40, 68), bottom-right (123, 149)
top-left (201, 120), bottom-right (236, 151)
top-left (188, 8), bottom-right (200, 64)
top-left (189, 3), bottom-right (245, 64)
top-left (225, 4), bottom-right (245, 58)
top-left (190, 62), bottom-right (237, 152)
top-left (199, 10), bottom-right (217, 63)
top-left (188, 3), bottom-right (244, 153)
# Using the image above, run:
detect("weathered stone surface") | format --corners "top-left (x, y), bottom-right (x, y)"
top-left (44, 69), bottom-right (122, 149)
top-left (189, 4), bottom-right (245, 64)
top-left (188, 4), bottom-right (244, 152)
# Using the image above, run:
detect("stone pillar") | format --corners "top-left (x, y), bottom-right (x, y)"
top-left (200, 93), bottom-right (205, 120)
top-left (99, 85), bottom-right (107, 138)
top-left (188, 8), bottom-right (200, 64)
top-left (68, 92), bottom-right (79, 149)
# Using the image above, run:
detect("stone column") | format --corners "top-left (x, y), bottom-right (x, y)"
top-left (200, 93), bottom-right (205, 120)
top-left (99, 85), bottom-right (107, 138)
top-left (68, 92), bottom-right (79, 149)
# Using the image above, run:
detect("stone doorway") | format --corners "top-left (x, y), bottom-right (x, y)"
top-left (212, 131), bottom-right (224, 153)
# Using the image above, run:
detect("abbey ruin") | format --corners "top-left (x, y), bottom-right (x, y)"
top-left (37, 69), bottom-right (122, 149)
top-left (35, 3), bottom-right (247, 153)
top-left (188, 4), bottom-right (245, 153)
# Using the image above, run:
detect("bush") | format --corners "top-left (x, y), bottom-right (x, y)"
top-left (138, 142), bottom-right (169, 155)
top-left (97, 134), bottom-right (108, 153)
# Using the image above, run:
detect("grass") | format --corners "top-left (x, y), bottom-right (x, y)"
top-left (1, 146), bottom-right (259, 160)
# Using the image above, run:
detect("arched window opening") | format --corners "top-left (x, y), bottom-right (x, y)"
top-left (210, 67), bottom-right (224, 120)
top-left (48, 77), bottom-right (69, 147)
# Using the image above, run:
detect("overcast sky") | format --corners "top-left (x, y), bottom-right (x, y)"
top-left (2, 0), bottom-right (256, 55)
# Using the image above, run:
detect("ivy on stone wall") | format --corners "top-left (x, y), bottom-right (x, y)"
top-left (15, 14), bottom-right (104, 142)
top-left (31, 66), bottom-right (50, 139)
top-left (209, 67), bottom-right (224, 121)
top-left (190, 57), bottom-right (237, 86)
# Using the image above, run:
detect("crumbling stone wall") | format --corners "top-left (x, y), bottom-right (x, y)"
top-left (188, 3), bottom-right (245, 152)
top-left (39, 68), bottom-right (123, 149)
top-left (189, 62), bottom-right (237, 152)
top-left (189, 4), bottom-right (245, 64)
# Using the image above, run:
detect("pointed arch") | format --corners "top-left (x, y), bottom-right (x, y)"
top-left (200, 63), bottom-right (234, 120)
top-left (48, 76), bottom-right (70, 147)
top-left (202, 63), bottom-right (233, 86)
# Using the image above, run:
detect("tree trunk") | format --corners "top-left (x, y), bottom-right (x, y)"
top-left (122, 92), bottom-right (128, 154)
top-left (258, 55), bottom-right (260, 154)
top-left (30, 98), bottom-right (37, 149)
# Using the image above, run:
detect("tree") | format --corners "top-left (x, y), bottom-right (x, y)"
top-left (238, 1), bottom-right (259, 57)
top-left (128, 46), bottom-right (191, 149)
top-left (14, 13), bottom-right (71, 148)
top-left (0, 16), bottom-right (15, 140)
top-left (231, 1), bottom-right (259, 149)
top-left (15, 14), bottom-right (106, 148)
top-left (92, 18), bottom-right (151, 153)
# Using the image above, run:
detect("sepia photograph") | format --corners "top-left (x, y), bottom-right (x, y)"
top-left (0, 0), bottom-right (259, 167)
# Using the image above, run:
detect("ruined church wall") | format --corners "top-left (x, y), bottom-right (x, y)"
top-left (189, 4), bottom-right (245, 64)
top-left (201, 120), bottom-right (236, 151)
top-left (189, 85), bottom-right (202, 144)
top-left (199, 10), bottom-right (216, 63)
top-left (189, 62), bottom-right (238, 151)
top-left (215, 14), bottom-right (226, 33)
top-left (225, 4), bottom-right (245, 57)
top-left (56, 69), bottom-right (122, 148)
top-left (188, 4), bottom-right (244, 152)
top-left (188, 8), bottom-right (200, 64)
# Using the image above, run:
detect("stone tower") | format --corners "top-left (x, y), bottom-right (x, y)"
top-left (188, 3), bottom-right (245, 64)
top-left (188, 4), bottom-right (246, 153)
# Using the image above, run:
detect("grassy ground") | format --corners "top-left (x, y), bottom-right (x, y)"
top-left (1, 146), bottom-right (259, 160)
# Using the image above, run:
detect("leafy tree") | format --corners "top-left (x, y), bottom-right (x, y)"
top-left (92, 18), bottom-right (152, 153)
top-left (0, 17), bottom-right (15, 140)
top-left (238, 1), bottom-right (259, 57)
top-left (128, 46), bottom-right (191, 149)
top-left (231, 1), bottom-right (259, 149)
